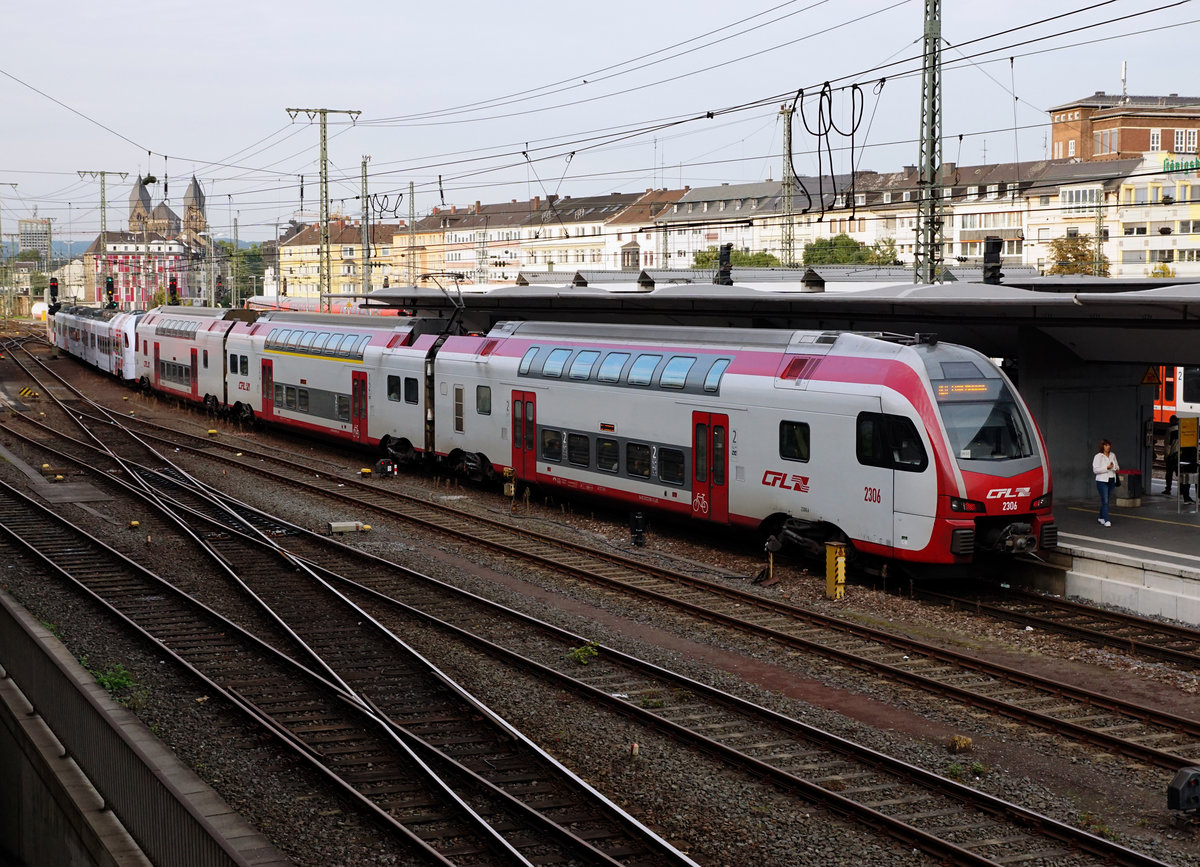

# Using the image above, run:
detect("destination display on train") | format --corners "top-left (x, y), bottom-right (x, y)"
top-left (932, 380), bottom-right (1001, 402)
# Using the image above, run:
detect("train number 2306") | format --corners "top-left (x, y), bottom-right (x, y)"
top-left (863, 486), bottom-right (882, 504)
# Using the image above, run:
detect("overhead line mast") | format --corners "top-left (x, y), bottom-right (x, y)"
top-left (914, 0), bottom-right (944, 285)
top-left (286, 108), bottom-right (361, 311)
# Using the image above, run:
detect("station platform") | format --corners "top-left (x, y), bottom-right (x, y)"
top-left (1048, 478), bottom-right (1200, 626)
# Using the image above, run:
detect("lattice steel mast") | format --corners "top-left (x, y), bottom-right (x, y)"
top-left (914, 0), bottom-right (944, 284)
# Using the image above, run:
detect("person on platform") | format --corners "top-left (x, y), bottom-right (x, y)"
top-left (1164, 415), bottom-right (1180, 496)
top-left (1092, 439), bottom-right (1119, 527)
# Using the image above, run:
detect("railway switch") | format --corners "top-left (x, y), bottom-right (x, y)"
top-left (1168, 766), bottom-right (1200, 813)
top-left (825, 541), bottom-right (846, 600)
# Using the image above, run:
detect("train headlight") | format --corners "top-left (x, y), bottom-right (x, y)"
top-left (949, 497), bottom-right (986, 513)
top-left (1030, 492), bottom-right (1052, 511)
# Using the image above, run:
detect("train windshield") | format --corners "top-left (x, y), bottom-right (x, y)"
top-left (936, 380), bottom-right (1035, 461)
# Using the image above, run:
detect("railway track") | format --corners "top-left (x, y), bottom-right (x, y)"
top-left (8, 344), bottom-right (1200, 774)
top-left (5, 404), bottom-right (1170, 866)
top-left (0, 470), bottom-right (691, 866)
top-left (917, 584), bottom-right (1200, 670)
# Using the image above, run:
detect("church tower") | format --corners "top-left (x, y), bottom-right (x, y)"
top-left (128, 177), bottom-right (152, 233)
top-left (183, 176), bottom-right (208, 245)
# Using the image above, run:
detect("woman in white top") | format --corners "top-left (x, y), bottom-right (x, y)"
top-left (1092, 439), bottom-right (1119, 527)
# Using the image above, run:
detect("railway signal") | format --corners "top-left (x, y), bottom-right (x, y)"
top-left (48, 277), bottom-right (60, 315)
top-left (104, 275), bottom-right (117, 309)
top-left (983, 236), bottom-right (1003, 285)
top-left (168, 277), bottom-right (178, 306)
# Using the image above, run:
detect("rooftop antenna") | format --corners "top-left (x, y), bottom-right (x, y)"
top-left (1121, 60), bottom-right (1128, 104)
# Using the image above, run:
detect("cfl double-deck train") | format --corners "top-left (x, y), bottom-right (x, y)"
top-left (51, 304), bottom-right (1056, 570)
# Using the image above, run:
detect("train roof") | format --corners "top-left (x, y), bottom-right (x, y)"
top-left (485, 320), bottom-right (916, 354)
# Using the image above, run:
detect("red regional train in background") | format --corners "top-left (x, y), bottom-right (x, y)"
top-left (1153, 366), bottom-right (1200, 424)
top-left (51, 305), bottom-right (1056, 574)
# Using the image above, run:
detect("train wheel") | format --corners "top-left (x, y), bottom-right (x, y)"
top-left (234, 403), bottom-right (255, 426)
top-left (204, 394), bottom-right (219, 416)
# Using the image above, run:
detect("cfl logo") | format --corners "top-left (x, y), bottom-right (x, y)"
top-left (762, 470), bottom-right (810, 493)
top-left (986, 487), bottom-right (1030, 499)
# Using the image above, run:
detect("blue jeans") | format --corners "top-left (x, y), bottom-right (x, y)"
top-left (1096, 479), bottom-right (1114, 522)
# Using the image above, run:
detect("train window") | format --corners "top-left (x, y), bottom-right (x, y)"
top-left (454, 386), bottom-right (465, 433)
top-left (626, 443), bottom-right (651, 478)
top-left (1183, 367), bottom-right (1200, 404)
top-left (627, 354), bottom-right (662, 386)
top-left (660, 357), bottom-right (695, 389)
top-left (856, 414), bottom-right (887, 468)
top-left (542, 348), bottom-right (571, 377)
top-left (567, 433), bottom-right (590, 466)
top-left (274, 383), bottom-right (283, 406)
top-left (940, 361), bottom-right (983, 379)
top-left (713, 426), bottom-right (726, 485)
top-left (335, 394), bottom-right (350, 422)
top-left (404, 377), bottom-right (418, 404)
top-left (299, 332), bottom-right (316, 351)
top-left (659, 448), bottom-right (685, 485)
top-left (519, 347), bottom-right (540, 375)
top-left (541, 429), bottom-right (563, 461)
top-left (272, 330), bottom-right (290, 349)
top-left (597, 439), bottom-right (620, 473)
top-left (476, 385), bottom-right (491, 415)
top-left (203, 349), bottom-right (208, 369)
top-left (327, 334), bottom-right (346, 356)
top-left (125, 334), bottom-right (130, 348)
top-left (298, 389), bottom-right (309, 412)
top-left (313, 332), bottom-right (331, 351)
top-left (285, 386), bottom-right (297, 409)
top-left (886, 417), bottom-right (928, 471)
top-left (598, 352), bottom-right (630, 382)
top-left (857, 413), bottom-right (929, 471)
top-left (704, 358), bottom-right (731, 393)
top-left (286, 332), bottom-right (303, 350)
top-left (387, 375), bottom-right (402, 401)
top-left (695, 423), bottom-right (708, 482)
top-left (779, 421), bottom-right (810, 462)
top-left (229, 353), bottom-right (237, 373)
top-left (352, 335), bottom-right (370, 358)
top-left (569, 350), bottom-right (600, 380)
top-left (240, 355), bottom-right (248, 376)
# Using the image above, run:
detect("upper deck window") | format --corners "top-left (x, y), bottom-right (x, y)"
top-left (627, 354), bottom-right (662, 386)
top-left (660, 357), bottom-right (695, 389)
top-left (598, 352), bottom-right (629, 382)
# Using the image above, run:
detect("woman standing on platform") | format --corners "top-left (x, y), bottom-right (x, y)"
top-left (1092, 439), bottom-right (1119, 527)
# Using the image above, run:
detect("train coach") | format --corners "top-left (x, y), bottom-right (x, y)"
top-left (50, 306), bottom-right (1056, 571)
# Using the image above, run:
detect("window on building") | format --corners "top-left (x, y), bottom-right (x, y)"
top-left (1067, 140), bottom-right (1076, 157)
top-left (1177, 129), bottom-right (1187, 152)
top-left (1189, 130), bottom-right (1198, 153)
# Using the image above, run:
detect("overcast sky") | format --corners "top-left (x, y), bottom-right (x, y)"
top-left (3, 0), bottom-right (1197, 244)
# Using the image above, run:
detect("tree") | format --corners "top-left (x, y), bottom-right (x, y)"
top-left (1046, 234), bottom-right (1109, 277)
top-left (803, 233), bottom-right (875, 265)
top-left (691, 246), bottom-right (781, 268)
top-left (16, 249), bottom-right (42, 262)
top-left (1149, 261), bottom-right (1176, 278)
top-left (870, 237), bottom-right (901, 266)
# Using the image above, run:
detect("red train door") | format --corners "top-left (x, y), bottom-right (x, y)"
top-left (351, 371), bottom-right (368, 443)
top-left (261, 359), bottom-right (274, 420)
top-left (692, 411), bottom-right (729, 523)
top-left (190, 348), bottom-right (199, 401)
top-left (511, 390), bottom-right (537, 480)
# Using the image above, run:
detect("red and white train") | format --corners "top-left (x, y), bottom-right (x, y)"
top-left (51, 305), bottom-right (1057, 571)
top-left (1153, 366), bottom-right (1200, 424)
